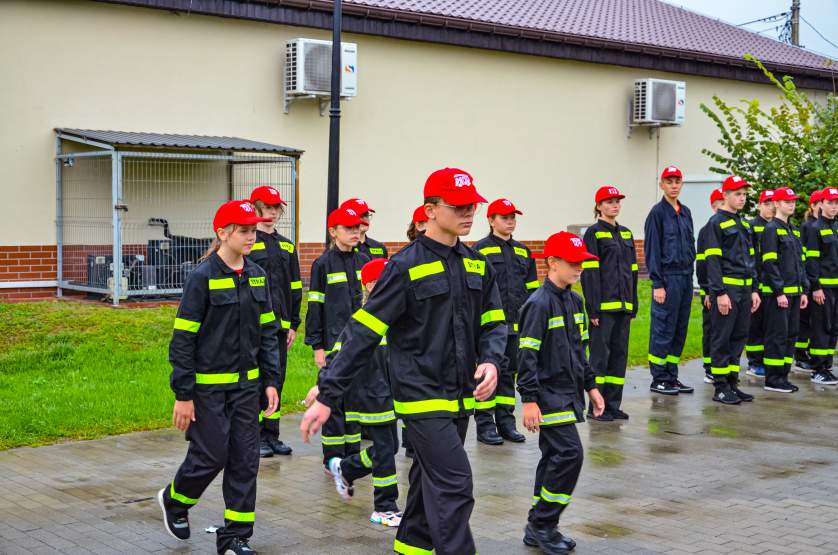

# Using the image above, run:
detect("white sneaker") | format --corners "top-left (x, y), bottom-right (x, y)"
top-left (370, 511), bottom-right (402, 527)
top-left (811, 371), bottom-right (838, 386)
top-left (703, 373), bottom-right (714, 384)
top-left (328, 457), bottom-right (353, 500)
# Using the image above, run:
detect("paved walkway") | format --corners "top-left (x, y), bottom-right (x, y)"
top-left (2, 360), bottom-right (838, 554)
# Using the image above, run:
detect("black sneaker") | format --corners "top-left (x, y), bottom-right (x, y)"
top-left (267, 437), bottom-right (293, 455)
top-left (157, 488), bottom-right (190, 541)
top-left (610, 409), bottom-right (630, 420)
top-left (258, 440), bottom-right (274, 459)
top-left (650, 381), bottom-right (679, 395)
top-left (713, 387), bottom-right (742, 405)
top-left (587, 411), bottom-right (614, 422)
top-left (523, 523), bottom-right (573, 554)
top-left (499, 428), bottom-right (526, 443)
top-left (764, 383), bottom-right (795, 393)
top-left (221, 537), bottom-right (257, 555)
top-left (785, 380), bottom-right (799, 392)
top-left (476, 429), bottom-right (504, 445)
top-left (811, 371), bottom-right (838, 385)
top-left (522, 525), bottom-right (576, 550)
top-left (674, 379), bottom-right (694, 393)
top-left (731, 387), bottom-right (754, 402)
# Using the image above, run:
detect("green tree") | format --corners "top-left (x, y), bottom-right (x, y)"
top-left (701, 55), bottom-right (838, 217)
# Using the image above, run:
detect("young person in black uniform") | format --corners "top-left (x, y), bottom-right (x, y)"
top-left (341, 197), bottom-right (389, 260)
top-left (745, 189), bottom-right (776, 379)
top-left (697, 188), bottom-right (725, 384)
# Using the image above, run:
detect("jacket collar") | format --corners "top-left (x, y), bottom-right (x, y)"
top-left (718, 208), bottom-right (740, 220)
top-left (418, 233), bottom-right (469, 258)
top-left (658, 197), bottom-right (683, 215)
top-left (211, 252), bottom-right (249, 275)
top-left (597, 218), bottom-right (619, 230)
top-left (542, 276), bottom-right (571, 298)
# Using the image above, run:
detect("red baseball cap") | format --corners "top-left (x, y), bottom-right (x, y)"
top-left (595, 186), bottom-right (625, 204)
top-left (327, 207), bottom-right (364, 228)
top-left (423, 168), bottom-right (487, 206)
top-left (773, 187), bottom-right (800, 201)
top-left (722, 175), bottom-right (749, 191)
top-left (661, 165), bottom-right (683, 179)
top-left (709, 188), bottom-right (724, 205)
top-left (412, 205), bottom-right (428, 224)
top-left (340, 198), bottom-right (375, 215)
top-left (249, 186), bottom-right (287, 206)
top-left (533, 231), bottom-right (598, 263)
top-left (213, 200), bottom-right (272, 231)
top-left (487, 198), bottom-right (523, 217)
top-left (758, 189), bottom-right (776, 203)
top-left (809, 189), bottom-right (824, 205)
top-left (360, 258), bottom-right (388, 285)
top-left (821, 187), bottom-right (838, 201)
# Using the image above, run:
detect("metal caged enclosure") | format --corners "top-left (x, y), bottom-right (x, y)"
top-left (54, 129), bottom-right (303, 305)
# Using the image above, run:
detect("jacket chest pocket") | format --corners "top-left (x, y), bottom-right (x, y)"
top-left (721, 225), bottom-right (742, 249)
top-left (249, 283), bottom-right (267, 303)
top-left (466, 274), bottom-right (483, 297)
top-left (412, 276), bottom-right (450, 301)
top-left (209, 288), bottom-right (238, 306)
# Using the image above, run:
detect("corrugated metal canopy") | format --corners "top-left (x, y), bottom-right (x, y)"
top-left (55, 128), bottom-right (303, 156)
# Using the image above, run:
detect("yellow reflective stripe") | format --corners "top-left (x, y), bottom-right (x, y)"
top-left (369, 247), bottom-right (385, 255)
top-left (600, 301), bottom-right (632, 310)
top-left (783, 286), bottom-right (803, 294)
top-left (821, 228), bottom-right (834, 236)
top-left (666, 354), bottom-right (680, 364)
top-left (595, 376), bottom-right (626, 385)
top-left (260, 311), bottom-right (276, 325)
top-left (742, 221), bottom-right (751, 229)
top-left (620, 231), bottom-right (633, 239)
top-left (290, 280), bottom-right (303, 290)
top-left (356, 270), bottom-right (362, 281)
top-left (581, 260), bottom-right (600, 269)
top-left (632, 263), bottom-right (639, 271)
top-left (807, 250), bottom-right (821, 258)
top-left (195, 368), bottom-right (259, 384)
top-left (810, 348), bottom-right (835, 355)
top-left (320, 435), bottom-right (345, 445)
top-left (704, 248), bottom-right (722, 257)
top-left (520, 337), bottom-right (542, 350)
top-left (745, 345), bottom-right (764, 352)
top-left (259, 409), bottom-right (281, 421)
top-left (820, 277), bottom-right (838, 285)
top-left (345, 433), bottom-right (361, 444)
top-left (722, 277), bottom-right (753, 286)
top-left (250, 241), bottom-right (266, 251)
top-left (514, 246), bottom-right (529, 258)
top-left (762, 252), bottom-right (778, 261)
top-left (480, 309), bottom-right (505, 326)
top-left (479, 246), bottom-right (502, 256)
top-left (495, 395), bottom-right (516, 406)
top-left (540, 487), bottom-right (572, 504)
top-left (754, 225), bottom-right (765, 232)
top-left (394, 539), bottom-right (433, 555)
top-left (249, 276), bottom-right (265, 287)
top-left (763, 358), bottom-right (785, 366)
top-left (208, 277), bottom-right (235, 290)
top-left (327, 342), bottom-right (342, 355)
top-left (573, 313), bottom-right (585, 324)
top-left (699, 289), bottom-right (707, 295)
top-left (548, 316), bottom-right (565, 329)
top-left (475, 399), bottom-right (496, 410)
top-left (696, 253), bottom-right (706, 261)
top-left (463, 258), bottom-right (485, 276)
top-left (345, 410), bottom-right (396, 424)
top-left (794, 340), bottom-right (809, 349)
top-left (372, 474), bottom-right (398, 488)
top-left (793, 230), bottom-right (800, 237)
top-left (409, 260), bottom-right (444, 281)
top-left (353, 308), bottom-right (389, 336)
top-left (541, 411), bottom-right (577, 426)
top-left (327, 272), bottom-right (348, 284)
top-left (224, 509), bottom-right (254, 523)
top-left (360, 448), bottom-right (373, 468)
top-left (170, 482), bottom-right (198, 505)
top-left (719, 219), bottom-right (736, 229)
top-left (776, 229), bottom-right (788, 236)
top-left (393, 398), bottom-right (472, 415)
top-left (307, 291), bottom-right (325, 302)
top-left (526, 280), bottom-right (540, 290)
top-left (595, 231), bottom-right (613, 239)
top-left (512, 323), bottom-right (519, 332)
top-left (710, 366), bottom-right (730, 375)
top-left (648, 354), bottom-right (666, 365)
top-left (279, 241), bottom-right (295, 253)
top-left (728, 364), bottom-right (740, 373)
top-left (280, 319), bottom-right (291, 330)
top-left (749, 248), bottom-right (755, 255)
top-left (173, 317), bottom-right (201, 333)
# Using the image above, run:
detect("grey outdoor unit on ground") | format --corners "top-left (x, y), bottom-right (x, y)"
top-left (54, 128), bottom-right (303, 305)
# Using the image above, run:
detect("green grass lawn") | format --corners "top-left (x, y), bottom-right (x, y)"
top-left (0, 280), bottom-right (701, 450)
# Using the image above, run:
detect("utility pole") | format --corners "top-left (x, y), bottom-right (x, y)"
top-left (325, 0), bottom-right (342, 243)
top-left (791, 0), bottom-right (800, 46)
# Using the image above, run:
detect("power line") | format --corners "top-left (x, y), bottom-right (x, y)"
top-left (801, 15), bottom-right (838, 50)
top-left (737, 12), bottom-right (787, 27)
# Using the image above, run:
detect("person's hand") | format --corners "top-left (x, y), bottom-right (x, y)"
top-left (751, 291), bottom-right (761, 313)
top-left (522, 402), bottom-right (542, 433)
top-left (473, 363), bottom-right (498, 401)
top-left (777, 294), bottom-right (789, 309)
top-left (588, 388), bottom-right (605, 417)
top-left (703, 296), bottom-right (711, 310)
top-left (300, 400), bottom-right (331, 443)
top-left (173, 400), bottom-right (195, 432)
top-left (304, 385), bottom-right (320, 408)
top-left (813, 289), bottom-right (826, 305)
top-left (314, 349), bottom-right (326, 369)
top-left (590, 318), bottom-right (600, 327)
top-left (653, 287), bottom-right (666, 305)
top-left (287, 329), bottom-right (297, 349)
top-left (801, 294), bottom-right (809, 310)
top-left (717, 293), bottom-right (732, 316)
top-left (263, 386), bottom-right (279, 418)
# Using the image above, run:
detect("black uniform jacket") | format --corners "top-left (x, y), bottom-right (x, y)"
top-left (580, 220), bottom-right (639, 319)
top-left (760, 219), bottom-right (809, 296)
top-left (247, 229), bottom-right (302, 332)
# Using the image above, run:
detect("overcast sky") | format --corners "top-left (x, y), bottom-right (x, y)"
top-left (664, 0), bottom-right (838, 60)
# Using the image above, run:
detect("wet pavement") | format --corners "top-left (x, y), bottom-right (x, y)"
top-left (1, 359), bottom-right (838, 555)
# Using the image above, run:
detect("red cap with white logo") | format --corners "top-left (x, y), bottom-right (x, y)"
top-left (710, 188), bottom-right (724, 205)
top-left (773, 187), bottom-right (800, 201)
top-left (213, 200), bottom-right (272, 231)
top-left (249, 186), bottom-right (287, 206)
top-left (412, 206), bottom-right (428, 224)
top-left (360, 258), bottom-right (388, 286)
top-left (533, 231), bottom-right (598, 263)
top-left (487, 198), bottom-right (523, 217)
top-left (327, 207), bottom-right (364, 228)
top-left (595, 186), bottom-right (625, 204)
top-left (758, 189), bottom-right (775, 203)
top-left (660, 165), bottom-right (683, 179)
top-left (340, 198), bottom-right (375, 215)
top-left (722, 175), bottom-right (749, 191)
top-left (423, 168), bottom-right (487, 206)
top-left (809, 189), bottom-right (824, 205)
top-left (821, 187), bottom-right (838, 201)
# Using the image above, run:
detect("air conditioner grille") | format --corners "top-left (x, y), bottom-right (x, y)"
top-left (303, 42), bottom-right (332, 94)
top-left (652, 81), bottom-right (677, 122)
top-left (633, 80), bottom-right (648, 122)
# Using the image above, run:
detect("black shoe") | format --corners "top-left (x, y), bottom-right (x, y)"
top-left (650, 381), bottom-right (679, 395)
top-left (610, 409), bottom-right (630, 420)
top-left (713, 387), bottom-right (742, 405)
top-left (674, 379), bottom-right (694, 393)
top-left (258, 440), bottom-right (274, 458)
top-left (764, 382), bottom-right (795, 393)
top-left (523, 523), bottom-right (573, 554)
top-left (267, 437), bottom-right (293, 455)
top-left (476, 429), bottom-right (504, 445)
top-left (499, 428), bottom-right (526, 443)
top-left (587, 411), bottom-right (614, 422)
top-left (221, 537), bottom-right (257, 555)
top-left (157, 488), bottom-right (190, 541)
top-left (732, 386), bottom-right (754, 402)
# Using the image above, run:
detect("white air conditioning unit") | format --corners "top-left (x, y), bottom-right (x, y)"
top-left (633, 78), bottom-right (685, 126)
top-left (285, 38), bottom-right (357, 98)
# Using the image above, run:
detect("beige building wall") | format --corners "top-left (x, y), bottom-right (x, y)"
top-left (0, 0), bottom-right (828, 247)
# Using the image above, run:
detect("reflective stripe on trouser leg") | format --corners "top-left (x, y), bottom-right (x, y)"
top-left (807, 290), bottom-right (837, 371)
top-left (340, 423), bottom-right (400, 513)
top-left (395, 417), bottom-right (474, 555)
top-left (590, 312), bottom-right (630, 411)
top-left (345, 420), bottom-right (362, 457)
top-left (495, 334), bottom-right (519, 431)
top-left (746, 299), bottom-right (766, 366)
top-left (709, 287), bottom-right (751, 386)
top-left (321, 403), bottom-right (347, 465)
top-left (529, 422), bottom-right (583, 528)
top-left (763, 295), bottom-right (801, 388)
top-left (648, 275), bottom-right (691, 383)
top-left (702, 302), bottom-right (712, 370)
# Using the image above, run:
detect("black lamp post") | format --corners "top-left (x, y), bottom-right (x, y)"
top-left (325, 0), bottom-right (342, 244)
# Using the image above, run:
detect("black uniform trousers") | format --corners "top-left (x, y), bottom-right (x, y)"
top-left (796, 301), bottom-right (812, 363)
top-left (340, 422), bottom-right (399, 513)
top-left (589, 312), bottom-right (630, 412)
top-left (163, 387), bottom-right (260, 552)
top-left (807, 288), bottom-right (838, 371)
top-left (475, 334), bottom-right (518, 433)
top-left (401, 420), bottom-right (412, 454)
top-left (394, 417), bottom-right (475, 555)
top-left (746, 300), bottom-right (766, 367)
top-left (649, 274), bottom-right (693, 383)
top-left (528, 422), bottom-right (583, 528)
top-left (763, 295), bottom-right (801, 388)
top-left (701, 297), bottom-right (711, 372)
top-left (709, 287), bottom-right (752, 387)
top-left (259, 330), bottom-right (288, 441)
top-left (321, 402), bottom-right (361, 466)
